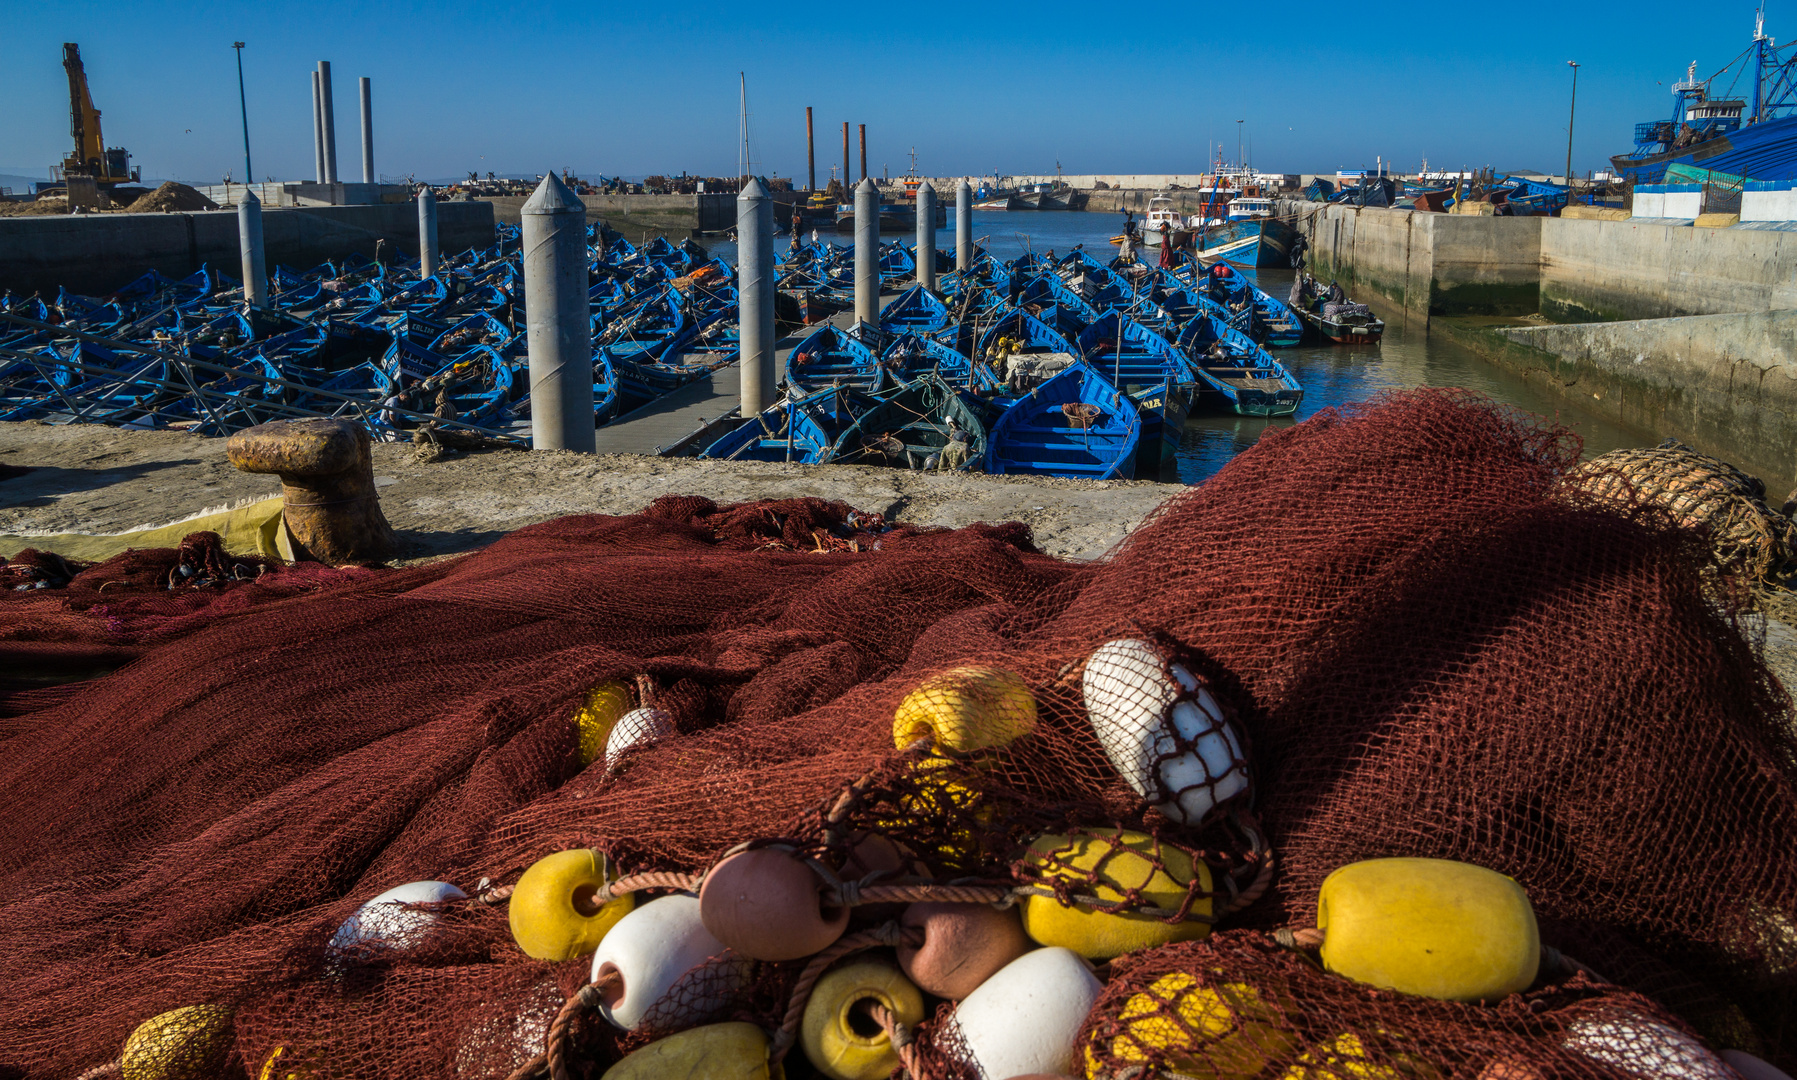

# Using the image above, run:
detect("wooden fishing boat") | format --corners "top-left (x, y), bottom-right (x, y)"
top-left (1016, 273), bottom-right (1101, 333)
top-left (699, 385), bottom-right (869, 463)
top-left (1074, 311), bottom-right (1197, 479)
top-left (1289, 274), bottom-right (1385, 344)
top-left (1195, 262), bottom-right (1303, 348)
top-left (828, 374), bottom-right (994, 470)
top-left (879, 285), bottom-right (953, 335)
top-left (785, 323), bottom-right (886, 394)
top-left (985, 360), bottom-right (1141, 480)
top-left (880, 331), bottom-right (970, 384)
top-left (1177, 315), bottom-right (1304, 417)
top-left (877, 243), bottom-right (917, 286)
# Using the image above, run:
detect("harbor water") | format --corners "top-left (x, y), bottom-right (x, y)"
top-left (711, 209), bottom-right (1652, 485)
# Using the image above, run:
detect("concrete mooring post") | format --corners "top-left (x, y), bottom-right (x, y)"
top-left (737, 177), bottom-right (776, 416)
top-left (418, 187), bottom-right (440, 280)
top-left (956, 180), bottom-right (973, 271)
top-left (358, 77), bottom-right (374, 185)
top-left (238, 189), bottom-right (268, 309)
top-left (317, 61), bottom-right (339, 185)
top-left (522, 173), bottom-right (594, 453)
top-left (311, 71), bottom-right (325, 184)
top-left (916, 183), bottom-right (938, 292)
top-left (854, 179), bottom-right (880, 326)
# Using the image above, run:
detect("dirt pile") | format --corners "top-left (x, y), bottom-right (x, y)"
top-left (0, 197), bottom-right (71, 217)
top-left (124, 182), bottom-right (217, 214)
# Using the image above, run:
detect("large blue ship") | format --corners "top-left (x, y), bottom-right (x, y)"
top-left (1614, 11), bottom-right (1797, 182)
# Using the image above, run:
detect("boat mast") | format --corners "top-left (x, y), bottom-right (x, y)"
top-left (1754, 6), bottom-right (1768, 123)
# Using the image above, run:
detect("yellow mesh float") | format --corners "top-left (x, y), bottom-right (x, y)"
top-left (800, 958), bottom-right (926, 1080)
top-left (892, 666), bottom-right (1036, 753)
top-left (121, 1005), bottom-right (235, 1080)
top-left (1020, 829), bottom-right (1213, 959)
top-left (1089, 971), bottom-right (1297, 1080)
top-left (1317, 858), bottom-right (1540, 1003)
top-left (573, 682), bottom-right (633, 767)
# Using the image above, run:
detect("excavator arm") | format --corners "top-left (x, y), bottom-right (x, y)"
top-left (61, 42), bottom-right (107, 176)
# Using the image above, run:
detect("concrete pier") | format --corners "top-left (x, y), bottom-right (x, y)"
top-left (522, 174), bottom-right (594, 453)
top-left (854, 179), bottom-right (879, 325)
top-left (358, 77), bottom-right (374, 185)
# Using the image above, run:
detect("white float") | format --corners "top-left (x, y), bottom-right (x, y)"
top-left (1082, 639), bottom-right (1249, 824)
top-left (1564, 1014), bottom-right (1736, 1080)
top-left (941, 946), bottom-right (1102, 1080)
top-left (328, 880), bottom-right (467, 953)
top-left (605, 707), bottom-right (676, 772)
top-left (589, 894), bottom-right (747, 1030)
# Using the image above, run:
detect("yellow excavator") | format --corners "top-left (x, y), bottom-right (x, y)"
top-left (58, 43), bottom-right (138, 189)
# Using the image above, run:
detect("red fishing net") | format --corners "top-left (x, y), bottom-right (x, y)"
top-left (0, 389), bottom-right (1791, 1080)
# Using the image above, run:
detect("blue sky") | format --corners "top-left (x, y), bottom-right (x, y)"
top-left (0, 1), bottom-right (1783, 185)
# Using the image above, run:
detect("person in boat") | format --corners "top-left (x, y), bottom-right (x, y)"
top-left (1123, 209), bottom-right (1136, 238)
top-left (791, 209), bottom-right (803, 249)
top-left (1326, 279), bottom-right (1346, 304)
top-left (1119, 230), bottom-right (1136, 265)
top-left (1158, 224), bottom-right (1175, 268)
top-left (380, 380), bottom-right (415, 428)
top-left (940, 417), bottom-right (970, 471)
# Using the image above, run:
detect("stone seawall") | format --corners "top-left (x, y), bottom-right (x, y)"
top-left (0, 202), bottom-right (495, 296)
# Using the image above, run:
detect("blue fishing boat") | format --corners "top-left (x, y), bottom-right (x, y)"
top-left (1016, 274), bottom-right (1102, 333)
top-left (786, 324), bottom-right (886, 393)
top-left (1194, 262), bottom-right (1303, 348)
top-left (1178, 316), bottom-right (1304, 417)
top-left (974, 308), bottom-right (1080, 392)
top-left (879, 285), bottom-right (953, 335)
top-left (1074, 311), bottom-right (1195, 478)
top-left (877, 242), bottom-right (917, 286)
top-left (1614, 16), bottom-right (1797, 183)
top-left (699, 385), bottom-right (869, 463)
top-left (881, 331), bottom-right (970, 384)
top-left (828, 374), bottom-right (993, 470)
top-left (985, 360), bottom-right (1141, 480)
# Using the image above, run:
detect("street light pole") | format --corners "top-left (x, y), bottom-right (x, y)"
top-left (1565, 61), bottom-right (1580, 192)
top-left (1236, 119), bottom-right (1244, 171)
top-left (232, 42), bottom-right (252, 184)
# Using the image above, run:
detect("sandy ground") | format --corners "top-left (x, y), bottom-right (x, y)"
top-left (0, 420), bottom-right (1181, 564)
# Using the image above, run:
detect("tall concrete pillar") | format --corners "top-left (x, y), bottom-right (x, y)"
top-left (737, 177), bottom-right (776, 415)
top-left (317, 61), bottom-right (338, 185)
top-left (358, 77), bottom-right (374, 185)
top-left (841, 123), bottom-right (850, 192)
top-left (311, 71), bottom-right (325, 183)
top-left (805, 107), bottom-right (815, 192)
top-left (916, 183), bottom-right (937, 292)
top-left (854, 179), bottom-right (879, 326)
top-left (858, 124), bottom-right (867, 182)
top-left (418, 187), bottom-right (440, 279)
top-left (238, 189), bottom-right (267, 309)
top-left (956, 180), bottom-right (973, 271)
top-left (522, 173), bottom-right (594, 453)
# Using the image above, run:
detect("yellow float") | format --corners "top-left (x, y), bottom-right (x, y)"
top-left (1279, 1033), bottom-right (1441, 1080)
top-left (573, 682), bottom-right (633, 767)
top-left (1019, 829), bottom-right (1213, 959)
top-left (601, 1021), bottom-right (779, 1080)
top-left (800, 958), bottom-right (926, 1080)
top-left (892, 666), bottom-right (1037, 753)
top-left (1317, 858), bottom-right (1539, 1002)
top-left (508, 849), bottom-right (636, 961)
top-left (1091, 971), bottom-right (1296, 1079)
top-left (121, 1005), bottom-right (235, 1080)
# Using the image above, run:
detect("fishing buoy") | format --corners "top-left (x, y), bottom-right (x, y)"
top-left (892, 666), bottom-right (1037, 753)
top-left (1092, 972), bottom-right (1296, 1078)
top-left (574, 682), bottom-right (633, 767)
top-left (1722, 1050), bottom-right (1796, 1080)
top-left (943, 946), bottom-right (1102, 1080)
top-left (897, 901), bottom-right (1031, 1000)
top-left (328, 880), bottom-right (467, 953)
top-left (1564, 1014), bottom-right (1736, 1080)
top-left (1317, 858), bottom-right (1538, 1002)
top-left (1280, 1032), bottom-right (1442, 1080)
top-left (256, 1045), bottom-right (320, 1080)
top-left (1019, 829), bottom-right (1213, 959)
top-left (1081, 639), bottom-right (1249, 825)
top-left (121, 1005), bottom-right (235, 1080)
top-left (800, 958), bottom-right (926, 1080)
top-left (605, 707), bottom-right (675, 771)
top-left (589, 894), bottom-right (747, 1031)
top-left (601, 1022), bottom-right (776, 1080)
top-left (508, 849), bottom-right (636, 961)
top-left (699, 847), bottom-right (849, 961)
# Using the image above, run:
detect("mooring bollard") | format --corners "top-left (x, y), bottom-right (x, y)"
top-left (226, 418), bottom-right (395, 566)
top-left (418, 186), bottom-right (439, 280)
top-left (239, 190), bottom-right (267, 309)
top-left (522, 172), bottom-right (595, 453)
top-left (737, 177), bottom-right (775, 416)
top-left (855, 178), bottom-right (879, 326)
top-left (916, 182), bottom-right (938, 293)
top-left (956, 180), bottom-right (973, 272)
top-left (358, 76), bottom-right (374, 185)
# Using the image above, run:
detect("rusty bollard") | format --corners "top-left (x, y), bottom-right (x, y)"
top-left (226, 418), bottom-right (395, 566)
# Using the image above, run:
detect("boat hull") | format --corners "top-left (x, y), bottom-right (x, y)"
top-left (1612, 112), bottom-right (1797, 184)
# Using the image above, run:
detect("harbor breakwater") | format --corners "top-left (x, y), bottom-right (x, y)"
top-left (0, 201), bottom-right (495, 296)
top-left (1288, 198), bottom-right (1797, 493)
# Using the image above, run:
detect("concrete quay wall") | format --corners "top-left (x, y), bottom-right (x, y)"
top-left (0, 202), bottom-right (494, 296)
top-left (1438, 311), bottom-right (1797, 494)
top-left (1539, 219), bottom-right (1797, 323)
top-left (480, 192), bottom-right (751, 235)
